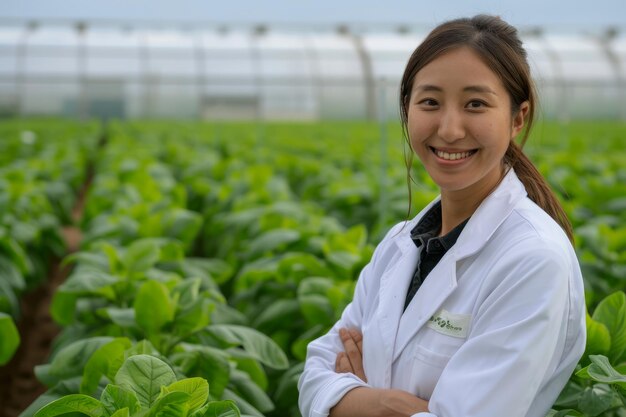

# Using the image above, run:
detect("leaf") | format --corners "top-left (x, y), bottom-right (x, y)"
top-left (200, 400), bottom-right (241, 417)
top-left (227, 349), bottom-right (268, 392)
top-left (114, 354), bottom-right (177, 408)
top-left (106, 308), bottom-right (137, 328)
top-left (0, 234), bottom-right (31, 274)
top-left (0, 312), bottom-right (20, 365)
top-left (204, 325), bottom-right (288, 370)
top-left (99, 242), bottom-right (122, 275)
top-left (110, 408), bottom-right (130, 417)
top-left (585, 355), bottom-right (626, 390)
top-left (277, 253), bottom-right (332, 283)
top-left (63, 251), bottom-right (110, 271)
top-left (592, 292), bottom-right (626, 363)
top-left (584, 312), bottom-right (611, 358)
top-left (577, 384), bottom-right (617, 416)
top-left (100, 385), bottom-right (141, 416)
top-left (134, 281), bottom-right (174, 334)
top-left (174, 299), bottom-right (213, 337)
top-left (299, 294), bottom-right (334, 326)
top-left (291, 324), bottom-right (324, 361)
top-left (149, 391), bottom-right (191, 417)
top-left (50, 291), bottom-right (78, 325)
top-left (251, 299), bottom-right (300, 333)
top-left (554, 381), bottom-right (585, 408)
top-left (33, 394), bottom-right (104, 417)
top-left (0, 255), bottom-right (25, 290)
top-left (163, 209), bottom-right (203, 248)
top-left (546, 410), bottom-right (584, 417)
top-left (221, 388), bottom-right (262, 417)
top-left (272, 362), bottom-right (304, 411)
top-left (165, 378), bottom-right (209, 412)
top-left (325, 251), bottom-right (361, 274)
top-left (211, 303), bottom-right (248, 326)
top-left (126, 340), bottom-right (159, 357)
top-left (172, 278), bottom-right (201, 307)
top-left (247, 229), bottom-right (301, 257)
top-left (0, 275), bottom-right (19, 316)
top-left (81, 338), bottom-right (133, 395)
top-left (228, 369), bottom-right (274, 413)
top-left (122, 239), bottom-right (161, 274)
top-left (58, 269), bottom-right (117, 301)
top-left (173, 346), bottom-right (231, 399)
top-left (46, 337), bottom-right (115, 386)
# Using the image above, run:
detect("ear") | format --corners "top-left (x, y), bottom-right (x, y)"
top-left (511, 101), bottom-right (530, 138)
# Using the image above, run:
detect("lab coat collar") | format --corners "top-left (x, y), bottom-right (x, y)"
top-left (384, 169), bottom-right (528, 362)
top-left (394, 168), bottom-right (527, 259)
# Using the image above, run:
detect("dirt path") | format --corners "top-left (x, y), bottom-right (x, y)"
top-left (0, 163), bottom-right (93, 416)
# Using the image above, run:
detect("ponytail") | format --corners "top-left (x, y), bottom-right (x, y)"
top-left (504, 141), bottom-right (574, 244)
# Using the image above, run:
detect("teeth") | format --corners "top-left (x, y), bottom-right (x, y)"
top-left (435, 149), bottom-right (474, 161)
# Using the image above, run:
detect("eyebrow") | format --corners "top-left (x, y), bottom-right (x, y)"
top-left (413, 84), bottom-right (498, 95)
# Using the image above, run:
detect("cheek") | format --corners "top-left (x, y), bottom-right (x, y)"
top-left (408, 116), bottom-right (432, 146)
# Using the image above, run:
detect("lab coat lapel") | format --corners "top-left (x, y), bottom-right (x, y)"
top-left (391, 169), bottom-right (528, 361)
top-left (394, 250), bottom-right (457, 361)
top-left (377, 237), bottom-right (419, 369)
top-left (375, 200), bottom-right (439, 374)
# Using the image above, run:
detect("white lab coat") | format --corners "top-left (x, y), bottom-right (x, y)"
top-left (298, 169), bottom-right (586, 417)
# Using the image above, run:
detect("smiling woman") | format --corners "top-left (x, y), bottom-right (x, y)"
top-left (406, 46), bottom-right (530, 234)
top-left (298, 14), bottom-right (586, 417)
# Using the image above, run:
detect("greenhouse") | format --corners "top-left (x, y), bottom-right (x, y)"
top-left (0, 22), bottom-right (624, 120)
top-left (1, 13), bottom-right (626, 417)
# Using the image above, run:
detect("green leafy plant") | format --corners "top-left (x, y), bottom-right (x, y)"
top-left (33, 354), bottom-right (241, 417)
top-left (0, 311), bottom-right (20, 365)
top-left (550, 291), bottom-right (626, 416)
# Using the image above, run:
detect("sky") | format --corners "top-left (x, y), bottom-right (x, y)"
top-left (1, 0), bottom-right (625, 32)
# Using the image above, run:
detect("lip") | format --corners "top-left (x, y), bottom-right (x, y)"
top-left (429, 146), bottom-right (478, 165)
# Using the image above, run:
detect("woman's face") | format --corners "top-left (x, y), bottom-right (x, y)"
top-left (407, 46), bottom-right (528, 199)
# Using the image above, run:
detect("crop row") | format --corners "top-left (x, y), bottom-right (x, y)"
top-left (0, 120), bottom-right (100, 365)
top-left (2, 119), bottom-right (626, 417)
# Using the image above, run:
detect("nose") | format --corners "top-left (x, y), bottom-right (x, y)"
top-left (437, 108), bottom-right (465, 142)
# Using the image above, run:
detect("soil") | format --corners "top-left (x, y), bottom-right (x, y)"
top-left (0, 164), bottom-right (92, 416)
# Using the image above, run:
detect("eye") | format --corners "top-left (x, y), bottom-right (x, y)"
top-left (466, 100), bottom-right (487, 110)
top-left (418, 98), bottom-right (439, 108)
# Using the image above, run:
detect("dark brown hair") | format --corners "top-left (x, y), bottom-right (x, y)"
top-left (399, 14), bottom-right (573, 243)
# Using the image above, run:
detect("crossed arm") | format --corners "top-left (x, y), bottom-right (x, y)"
top-left (330, 328), bottom-right (430, 417)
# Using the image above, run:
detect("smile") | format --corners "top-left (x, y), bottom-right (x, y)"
top-left (430, 147), bottom-right (477, 161)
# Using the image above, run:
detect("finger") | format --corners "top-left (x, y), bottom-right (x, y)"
top-left (340, 329), bottom-right (365, 381)
top-left (349, 328), bottom-right (364, 354)
top-left (336, 352), bottom-right (352, 373)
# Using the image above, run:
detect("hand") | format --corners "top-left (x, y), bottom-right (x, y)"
top-left (335, 328), bottom-right (367, 383)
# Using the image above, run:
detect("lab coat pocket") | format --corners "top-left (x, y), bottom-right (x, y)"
top-left (409, 344), bottom-right (452, 400)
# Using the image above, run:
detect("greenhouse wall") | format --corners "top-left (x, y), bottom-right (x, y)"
top-left (0, 22), bottom-right (623, 121)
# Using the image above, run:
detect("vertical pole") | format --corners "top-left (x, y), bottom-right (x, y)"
top-left (194, 31), bottom-right (206, 120)
top-left (349, 29), bottom-right (376, 120)
top-left (251, 26), bottom-right (266, 161)
top-left (597, 29), bottom-right (624, 120)
top-left (15, 24), bottom-right (30, 119)
top-left (76, 22), bottom-right (88, 121)
top-left (377, 77), bottom-right (389, 229)
top-left (140, 32), bottom-right (151, 118)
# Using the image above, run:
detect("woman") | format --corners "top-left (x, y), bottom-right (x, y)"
top-left (298, 15), bottom-right (586, 417)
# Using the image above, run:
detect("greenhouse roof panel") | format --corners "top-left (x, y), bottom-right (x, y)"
top-left (0, 27), bottom-right (24, 45)
top-left (523, 37), bottom-right (557, 80)
top-left (27, 26), bottom-right (80, 47)
top-left (84, 28), bottom-right (143, 49)
top-left (143, 29), bottom-right (196, 50)
top-left (362, 34), bottom-right (425, 52)
top-left (543, 34), bottom-right (615, 80)
top-left (199, 31), bottom-right (252, 50)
